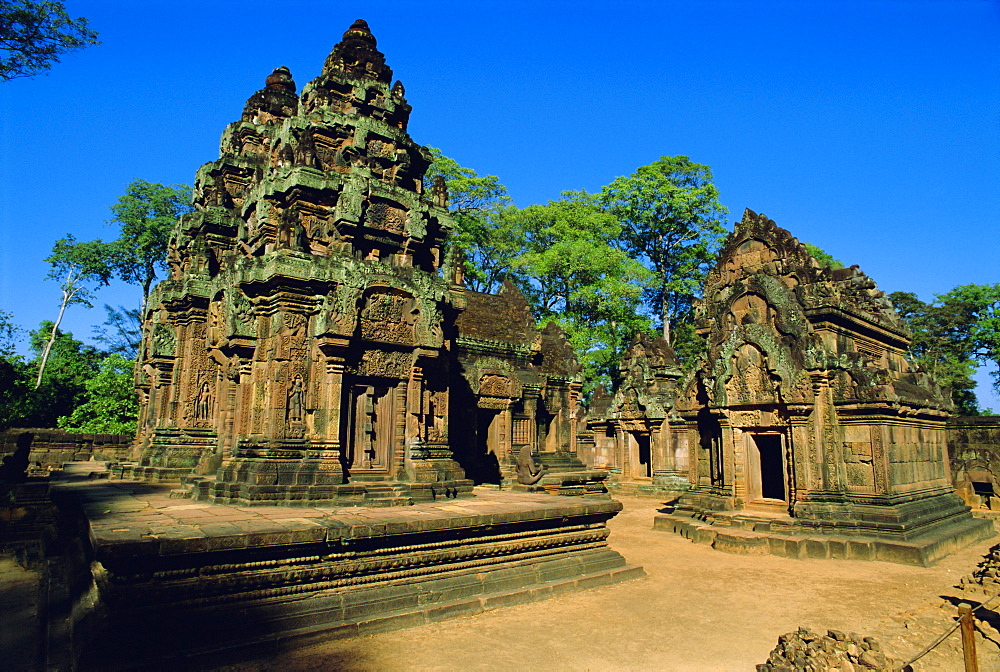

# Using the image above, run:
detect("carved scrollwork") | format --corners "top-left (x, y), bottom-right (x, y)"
top-left (359, 349), bottom-right (411, 378)
top-left (365, 201), bottom-right (407, 233)
top-left (360, 289), bottom-right (417, 345)
top-left (152, 322), bottom-right (176, 357)
top-left (478, 374), bottom-right (513, 397)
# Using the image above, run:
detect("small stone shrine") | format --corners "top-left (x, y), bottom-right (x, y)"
top-left (655, 209), bottom-right (992, 565)
top-left (451, 282), bottom-right (608, 495)
top-left (123, 20), bottom-right (599, 504)
top-left (581, 334), bottom-right (689, 496)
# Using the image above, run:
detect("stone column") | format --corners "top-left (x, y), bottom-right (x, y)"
top-left (870, 423), bottom-right (889, 495)
top-left (788, 409), bottom-right (811, 502)
top-left (407, 362), bottom-right (424, 444)
top-left (499, 406), bottom-right (512, 456)
top-left (523, 386), bottom-right (540, 453)
top-left (308, 341), bottom-right (346, 486)
top-left (729, 422), bottom-right (747, 502)
top-left (568, 381), bottom-right (581, 454)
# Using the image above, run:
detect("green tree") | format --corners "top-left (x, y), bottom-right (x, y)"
top-left (106, 180), bottom-right (193, 313)
top-left (25, 322), bottom-right (103, 427)
top-left (423, 148), bottom-right (521, 293)
top-left (935, 284), bottom-right (1000, 395)
top-left (58, 353), bottom-right (138, 434)
top-left (0, 311), bottom-right (31, 429)
top-left (93, 304), bottom-right (141, 359)
top-left (599, 156), bottom-right (728, 347)
top-left (804, 243), bottom-right (845, 271)
top-left (511, 192), bottom-right (654, 391)
top-left (37, 235), bottom-right (111, 388)
top-left (890, 291), bottom-right (982, 414)
top-left (0, 309), bottom-right (21, 358)
top-left (0, 0), bottom-right (99, 81)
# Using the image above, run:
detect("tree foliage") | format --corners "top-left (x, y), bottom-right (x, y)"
top-left (935, 284), bottom-right (1000, 395)
top-left (599, 156), bottom-right (728, 347)
top-left (25, 322), bottom-right (104, 427)
top-left (36, 235), bottom-right (111, 387)
top-left (0, 0), bottom-right (99, 81)
top-left (890, 287), bottom-right (1000, 415)
top-left (106, 180), bottom-right (193, 313)
top-left (0, 312), bottom-right (137, 431)
top-left (58, 353), bottom-right (138, 434)
top-left (93, 304), bottom-right (142, 360)
top-left (804, 243), bottom-right (845, 270)
top-left (0, 311), bottom-right (30, 430)
top-left (424, 148), bottom-right (518, 293)
top-left (426, 151), bottom-right (728, 385)
top-left (510, 192), bottom-right (654, 391)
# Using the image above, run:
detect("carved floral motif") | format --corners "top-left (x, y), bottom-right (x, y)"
top-left (360, 290), bottom-right (416, 344)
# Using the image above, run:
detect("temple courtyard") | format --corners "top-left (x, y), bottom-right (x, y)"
top-left (186, 494), bottom-right (998, 672)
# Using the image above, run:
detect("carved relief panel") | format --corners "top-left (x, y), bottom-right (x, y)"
top-left (725, 343), bottom-right (779, 406)
top-left (365, 200), bottom-right (407, 234)
top-left (359, 289), bottom-right (417, 345)
top-left (478, 374), bottom-right (513, 398)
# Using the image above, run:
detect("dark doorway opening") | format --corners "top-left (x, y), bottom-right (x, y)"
top-left (536, 397), bottom-right (554, 452)
top-left (753, 434), bottom-right (785, 500)
top-left (973, 481), bottom-right (995, 509)
top-left (636, 433), bottom-right (652, 478)
top-left (697, 405), bottom-right (724, 486)
top-left (469, 408), bottom-right (501, 484)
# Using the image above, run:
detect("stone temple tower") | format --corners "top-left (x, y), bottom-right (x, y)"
top-left (128, 20), bottom-right (473, 505)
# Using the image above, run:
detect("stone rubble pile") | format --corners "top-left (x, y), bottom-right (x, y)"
top-left (757, 627), bottom-right (903, 672)
top-left (959, 542), bottom-right (1000, 596)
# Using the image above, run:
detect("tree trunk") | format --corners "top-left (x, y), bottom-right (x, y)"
top-left (34, 288), bottom-right (71, 390)
top-left (141, 271), bottom-right (154, 318)
top-left (661, 290), bottom-right (671, 345)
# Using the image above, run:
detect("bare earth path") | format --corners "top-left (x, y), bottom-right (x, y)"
top-left (213, 494), bottom-right (998, 671)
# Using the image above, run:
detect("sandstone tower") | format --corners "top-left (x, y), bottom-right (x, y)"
top-left (129, 20), bottom-right (471, 504)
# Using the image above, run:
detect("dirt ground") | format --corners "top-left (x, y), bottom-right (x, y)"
top-left (209, 495), bottom-right (1000, 672)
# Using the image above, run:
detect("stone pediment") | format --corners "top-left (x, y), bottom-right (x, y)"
top-left (691, 209), bottom-right (951, 413)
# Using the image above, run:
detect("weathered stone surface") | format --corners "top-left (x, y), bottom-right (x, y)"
top-left (757, 628), bottom-right (902, 671)
top-left (579, 333), bottom-right (689, 496)
top-left (948, 416), bottom-right (1000, 510)
top-left (124, 20), bottom-right (596, 504)
top-left (52, 478), bottom-right (641, 668)
top-left (0, 429), bottom-right (130, 475)
top-left (451, 283), bottom-right (606, 494)
top-left (654, 209), bottom-right (993, 564)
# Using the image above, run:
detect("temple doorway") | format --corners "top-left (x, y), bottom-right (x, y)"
top-left (749, 432), bottom-right (786, 502)
top-left (629, 432), bottom-right (652, 478)
top-left (469, 407), bottom-right (501, 484)
top-left (345, 383), bottom-right (393, 476)
top-left (536, 398), bottom-right (556, 452)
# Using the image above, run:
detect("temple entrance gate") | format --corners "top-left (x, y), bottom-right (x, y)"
top-left (628, 431), bottom-right (653, 479)
top-left (747, 432), bottom-right (786, 503)
top-left (346, 383), bottom-right (394, 476)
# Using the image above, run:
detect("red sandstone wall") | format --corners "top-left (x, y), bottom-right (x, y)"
top-left (0, 428), bottom-right (133, 468)
top-left (947, 416), bottom-right (1000, 508)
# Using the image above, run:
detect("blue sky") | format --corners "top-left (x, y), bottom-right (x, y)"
top-left (1, 0), bottom-right (998, 406)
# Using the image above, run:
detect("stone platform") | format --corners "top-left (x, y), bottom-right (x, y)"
top-left (51, 477), bottom-right (642, 668)
top-left (655, 504), bottom-right (994, 567)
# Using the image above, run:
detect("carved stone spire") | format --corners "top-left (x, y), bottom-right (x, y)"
top-left (264, 65), bottom-right (295, 93)
top-left (241, 65), bottom-right (298, 123)
top-left (322, 18), bottom-right (393, 83)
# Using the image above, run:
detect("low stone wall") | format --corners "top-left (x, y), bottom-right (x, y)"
top-left (948, 416), bottom-right (1000, 509)
top-left (0, 428), bottom-right (132, 471)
